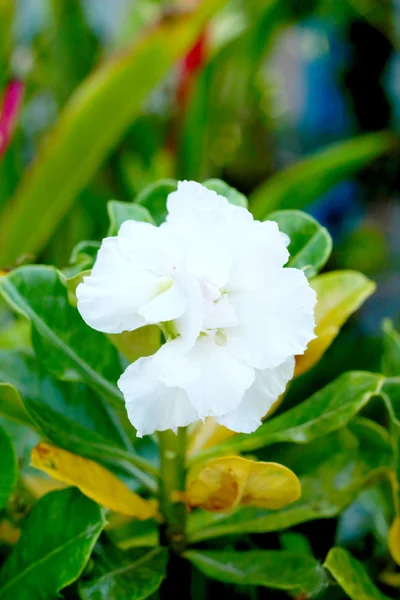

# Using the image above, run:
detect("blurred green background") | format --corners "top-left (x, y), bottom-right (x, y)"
top-left (1, 0), bottom-right (399, 383)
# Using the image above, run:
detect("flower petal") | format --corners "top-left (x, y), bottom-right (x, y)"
top-left (216, 356), bottom-right (295, 433)
top-left (77, 237), bottom-right (164, 334)
top-left (227, 268), bottom-right (316, 369)
top-left (118, 354), bottom-right (197, 437)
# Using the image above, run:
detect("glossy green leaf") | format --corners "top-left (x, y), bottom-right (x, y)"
top-left (0, 488), bottom-right (105, 599)
top-left (195, 372), bottom-right (384, 460)
top-left (0, 424), bottom-right (17, 509)
top-left (188, 420), bottom-right (393, 541)
top-left (0, 381), bottom-right (34, 427)
top-left (0, 266), bottom-right (123, 407)
top-left (202, 179), bottom-right (248, 208)
top-left (381, 319), bottom-right (400, 377)
top-left (135, 179), bottom-right (177, 225)
top-left (80, 546), bottom-right (167, 599)
top-left (0, 349), bottom-right (157, 490)
top-left (324, 547), bottom-right (391, 600)
top-left (250, 133), bottom-right (395, 219)
top-left (107, 200), bottom-right (155, 237)
top-left (268, 209), bottom-right (332, 277)
top-left (0, 0), bottom-right (227, 265)
top-left (186, 549), bottom-right (327, 597)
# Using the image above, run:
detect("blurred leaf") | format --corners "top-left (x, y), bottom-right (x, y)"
top-left (186, 549), bottom-right (327, 597)
top-left (279, 531), bottom-right (314, 555)
top-left (0, 266), bottom-right (123, 407)
top-left (0, 424), bottom-right (17, 509)
top-left (324, 547), bottom-right (391, 600)
top-left (68, 240), bottom-right (101, 273)
top-left (135, 179), bottom-right (177, 225)
top-left (388, 516), bottom-right (400, 565)
top-left (295, 271), bottom-right (376, 377)
top-left (0, 0), bottom-right (228, 265)
top-left (187, 456), bottom-right (300, 512)
top-left (31, 442), bottom-right (157, 519)
top-left (107, 200), bottom-right (154, 236)
top-left (106, 517), bottom-right (158, 550)
top-left (380, 378), bottom-right (400, 427)
top-left (80, 545), bottom-right (167, 599)
top-left (0, 382), bottom-right (34, 427)
top-left (203, 179), bottom-right (248, 207)
top-left (0, 488), bottom-right (105, 599)
top-left (268, 210), bottom-right (332, 278)
top-left (188, 420), bottom-right (393, 540)
top-left (250, 133), bottom-right (395, 219)
top-left (108, 326), bottom-right (161, 364)
top-left (381, 319), bottom-right (400, 377)
top-left (195, 372), bottom-right (384, 459)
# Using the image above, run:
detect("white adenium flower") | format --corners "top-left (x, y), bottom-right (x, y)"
top-left (77, 181), bottom-right (316, 436)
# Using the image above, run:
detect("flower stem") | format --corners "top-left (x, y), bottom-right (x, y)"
top-left (158, 427), bottom-right (187, 554)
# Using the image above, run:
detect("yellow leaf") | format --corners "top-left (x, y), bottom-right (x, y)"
top-left (295, 271), bottom-right (375, 377)
top-left (187, 456), bottom-right (300, 513)
top-left (388, 516), bottom-right (400, 565)
top-left (31, 442), bottom-right (156, 520)
top-left (108, 325), bottom-right (161, 363)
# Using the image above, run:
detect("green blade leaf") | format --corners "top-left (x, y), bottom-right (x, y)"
top-left (188, 419), bottom-right (393, 541)
top-left (0, 424), bottom-right (17, 509)
top-left (0, 266), bottom-right (123, 407)
top-left (0, 0), bottom-right (228, 265)
top-left (381, 319), bottom-right (400, 377)
top-left (0, 349), bottom-right (157, 490)
top-left (267, 209), bottom-right (332, 278)
top-left (79, 546), bottom-right (167, 599)
top-left (185, 550), bottom-right (327, 597)
top-left (202, 179), bottom-right (248, 208)
top-left (107, 200), bottom-right (155, 236)
top-left (249, 133), bottom-right (395, 219)
top-left (324, 547), bottom-right (391, 600)
top-left (0, 488), bottom-right (105, 600)
top-left (195, 372), bottom-right (384, 460)
top-left (0, 381), bottom-right (34, 428)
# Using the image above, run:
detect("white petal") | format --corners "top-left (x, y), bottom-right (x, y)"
top-left (184, 336), bottom-right (255, 418)
top-left (138, 280), bottom-right (186, 324)
top-left (216, 356), bottom-right (295, 433)
top-left (77, 237), bottom-right (164, 334)
top-left (173, 273), bottom-right (204, 349)
top-left (227, 268), bottom-right (316, 369)
top-left (118, 355), bottom-right (197, 437)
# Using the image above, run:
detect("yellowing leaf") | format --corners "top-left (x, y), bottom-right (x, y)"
top-left (295, 271), bottom-right (375, 377)
top-left (187, 456), bottom-right (300, 513)
top-left (31, 442), bottom-right (156, 520)
top-left (388, 516), bottom-right (400, 565)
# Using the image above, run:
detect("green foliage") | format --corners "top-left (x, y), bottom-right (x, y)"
top-left (0, 424), bottom-right (17, 510)
top-left (80, 546), bottom-right (167, 599)
top-left (0, 488), bottom-right (105, 599)
top-left (186, 549), bottom-right (328, 597)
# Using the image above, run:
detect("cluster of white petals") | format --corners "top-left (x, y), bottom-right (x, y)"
top-left (77, 181), bottom-right (316, 436)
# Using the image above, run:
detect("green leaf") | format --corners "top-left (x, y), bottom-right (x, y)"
top-left (188, 419), bottom-right (393, 541)
top-left (249, 133), bottom-right (395, 219)
top-left (324, 547), bottom-right (391, 600)
top-left (0, 0), bottom-right (227, 265)
top-left (0, 381), bottom-right (34, 427)
top-left (135, 179), bottom-right (178, 225)
top-left (381, 319), bottom-right (400, 377)
top-left (0, 266), bottom-right (123, 407)
top-left (267, 210), bottom-right (332, 278)
top-left (195, 372), bottom-right (384, 460)
top-left (107, 201), bottom-right (155, 237)
top-left (80, 546), bottom-right (167, 599)
top-left (380, 377), bottom-right (400, 427)
top-left (0, 424), bottom-right (17, 509)
top-left (0, 488), bottom-right (105, 600)
top-left (202, 179), bottom-right (248, 208)
top-left (185, 549), bottom-right (327, 597)
top-left (0, 349), bottom-right (157, 490)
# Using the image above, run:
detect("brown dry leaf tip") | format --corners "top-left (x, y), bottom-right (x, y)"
top-left (186, 455), bottom-right (301, 513)
top-left (31, 442), bottom-right (157, 520)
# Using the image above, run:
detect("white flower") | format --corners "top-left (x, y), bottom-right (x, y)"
top-left (77, 181), bottom-right (316, 436)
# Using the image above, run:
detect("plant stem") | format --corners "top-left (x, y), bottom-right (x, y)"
top-left (158, 427), bottom-right (187, 553)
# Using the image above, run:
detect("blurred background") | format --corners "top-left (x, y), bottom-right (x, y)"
top-left (0, 0), bottom-right (399, 382)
